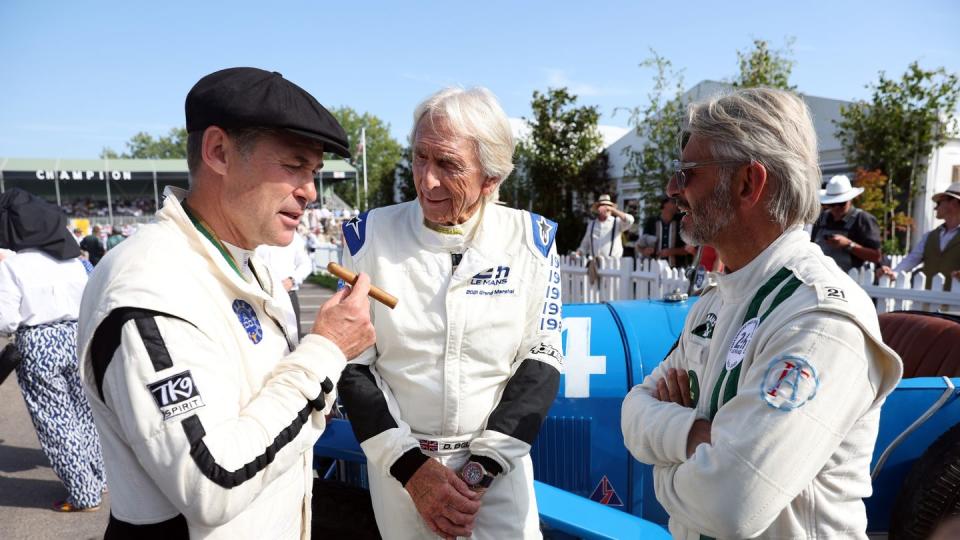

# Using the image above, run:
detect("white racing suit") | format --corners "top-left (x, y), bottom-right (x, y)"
top-left (77, 187), bottom-right (347, 539)
top-left (337, 201), bottom-right (563, 539)
top-left (621, 227), bottom-right (903, 539)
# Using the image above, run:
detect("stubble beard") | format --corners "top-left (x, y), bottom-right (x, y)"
top-left (679, 174), bottom-right (734, 246)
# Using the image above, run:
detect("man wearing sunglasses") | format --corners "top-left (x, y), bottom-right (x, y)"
top-left (621, 87), bottom-right (902, 539)
top-left (810, 175), bottom-right (882, 272)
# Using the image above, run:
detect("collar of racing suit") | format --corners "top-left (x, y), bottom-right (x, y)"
top-left (715, 225), bottom-right (809, 303)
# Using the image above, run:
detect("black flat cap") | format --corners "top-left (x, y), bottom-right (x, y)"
top-left (185, 67), bottom-right (351, 158)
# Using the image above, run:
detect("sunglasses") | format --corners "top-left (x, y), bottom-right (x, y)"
top-left (824, 202), bottom-right (847, 209)
top-left (670, 159), bottom-right (750, 191)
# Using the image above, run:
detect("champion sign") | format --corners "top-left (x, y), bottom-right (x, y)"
top-left (147, 371), bottom-right (205, 421)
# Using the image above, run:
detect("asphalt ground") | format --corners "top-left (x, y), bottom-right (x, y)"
top-left (0, 281), bottom-right (334, 539)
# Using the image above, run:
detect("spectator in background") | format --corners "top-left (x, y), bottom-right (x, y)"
top-left (73, 227), bottom-right (84, 244)
top-left (811, 175), bottom-right (882, 272)
top-left (577, 194), bottom-right (635, 258)
top-left (106, 225), bottom-right (125, 250)
top-left (256, 230), bottom-right (313, 332)
top-left (0, 188), bottom-right (106, 512)
top-left (880, 181), bottom-right (960, 290)
top-left (638, 196), bottom-right (690, 268)
top-left (79, 225), bottom-right (106, 266)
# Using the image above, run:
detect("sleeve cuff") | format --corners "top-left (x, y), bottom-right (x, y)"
top-left (296, 334), bottom-right (348, 385)
top-left (390, 448), bottom-right (430, 486)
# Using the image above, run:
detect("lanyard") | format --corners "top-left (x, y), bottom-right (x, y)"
top-left (182, 203), bottom-right (244, 279)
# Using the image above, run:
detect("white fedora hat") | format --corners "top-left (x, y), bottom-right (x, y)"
top-left (932, 182), bottom-right (960, 203)
top-left (591, 194), bottom-right (616, 211)
top-left (819, 175), bottom-right (864, 205)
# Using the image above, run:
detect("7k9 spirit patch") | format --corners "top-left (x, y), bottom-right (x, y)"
top-left (147, 370), bottom-right (205, 421)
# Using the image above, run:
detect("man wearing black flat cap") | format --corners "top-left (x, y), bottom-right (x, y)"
top-left (77, 67), bottom-right (375, 539)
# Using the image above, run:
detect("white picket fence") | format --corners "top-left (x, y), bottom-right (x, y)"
top-left (310, 244), bottom-right (342, 273)
top-left (559, 255), bottom-right (960, 314)
top-left (559, 255), bottom-right (696, 304)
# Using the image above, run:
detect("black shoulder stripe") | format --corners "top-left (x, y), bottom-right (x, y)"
top-left (485, 360), bottom-right (560, 445)
top-left (134, 317), bottom-right (174, 372)
top-left (181, 394), bottom-right (320, 488)
top-left (105, 512), bottom-right (188, 539)
top-left (91, 308), bottom-right (193, 400)
top-left (337, 364), bottom-right (398, 442)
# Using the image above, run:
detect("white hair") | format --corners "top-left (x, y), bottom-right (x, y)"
top-left (411, 87), bottom-right (515, 201)
top-left (686, 87), bottom-right (821, 229)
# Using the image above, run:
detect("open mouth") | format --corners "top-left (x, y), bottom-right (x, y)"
top-left (278, 211), bottom-right (302, 225)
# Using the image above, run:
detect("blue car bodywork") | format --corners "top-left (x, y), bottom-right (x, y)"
top-left (314, 298), bottom-right (960, 537)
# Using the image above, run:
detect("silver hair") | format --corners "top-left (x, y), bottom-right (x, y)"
top-left (686, 87), bottom-right (821, 229)
top-left (411, 87), bottom-right (515, 201)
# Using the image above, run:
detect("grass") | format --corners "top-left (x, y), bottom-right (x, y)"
top-left (306, 273), bottom-right (340, 291)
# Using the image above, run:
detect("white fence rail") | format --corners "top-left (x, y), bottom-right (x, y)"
top-left (560, 255), bottom-right (960, 314)
top-left (559, 255), bottom-right (695, 304)
top-left (310, 244), bottom-right (341, 273)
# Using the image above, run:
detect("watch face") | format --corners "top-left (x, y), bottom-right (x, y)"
top-left (462, 462), bottom-right (484, 486)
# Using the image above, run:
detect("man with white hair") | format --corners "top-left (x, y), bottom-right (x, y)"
top-left (810, 174), bottom-right (882, 272)
top-left (337, 87), bottom-right (563, 539)
top-left (621, 87), bottom-right (902, 539)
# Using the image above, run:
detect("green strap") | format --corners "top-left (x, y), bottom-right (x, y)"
top-left (720, 275), bottom-right (803, 407)
top-left (182, 203), bottom-right (244, 278)
top-left (708, 267), bottom-right (796, 421)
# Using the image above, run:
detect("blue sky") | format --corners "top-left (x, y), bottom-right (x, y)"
top-left (1, 0), bottom-right (957, 158)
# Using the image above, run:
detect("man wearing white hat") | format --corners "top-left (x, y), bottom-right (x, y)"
top-left (576, 194), bottom-right (635, 259)
top-left (880, 181), bottom-right (960, 290)
top-left (810, 175), bottom-right (882, 272)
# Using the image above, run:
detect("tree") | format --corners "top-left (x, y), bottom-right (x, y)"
top-left (327, 107), bottom-right (403, 210)
top-left (101, 127), bottom-right (188, 159)
top-left (835, 62), bottom-right (960, 252)
top-left (732, 38), bottom-right (796, 90)
top-left (621, 51), bottom-right (686, 219)
top-left (853, 168), bottom-right (907, 254)
top-left (513, 88), bottom-right (607, 253)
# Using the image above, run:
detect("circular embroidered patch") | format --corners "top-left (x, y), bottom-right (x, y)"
top-left (759, 355), bottom-right (819, 411)
top-left (232, 299), bottom-right (263, 344)
top-left (726, 317), bottom-right (759, 371)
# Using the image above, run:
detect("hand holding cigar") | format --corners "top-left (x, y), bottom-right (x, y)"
top-left (327, 262), bottom-right (399, 309)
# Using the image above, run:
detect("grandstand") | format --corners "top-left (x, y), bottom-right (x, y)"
top-left (0, 157), bottom-right (358, 225)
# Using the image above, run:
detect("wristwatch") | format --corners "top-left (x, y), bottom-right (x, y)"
top-left (460, 461), bottom-right (495, 489)
top-left (845, 242), bottom-right (857, 253)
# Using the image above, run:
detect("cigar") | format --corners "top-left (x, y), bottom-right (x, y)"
top-left (327, 262), bottom-right (399, 309)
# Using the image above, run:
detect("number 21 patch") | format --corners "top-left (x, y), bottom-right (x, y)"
top-left (147, 370), bottom-right (205, 421)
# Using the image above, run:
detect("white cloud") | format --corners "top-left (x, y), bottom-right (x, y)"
top-left (542, 68), bottom-right (630, 98)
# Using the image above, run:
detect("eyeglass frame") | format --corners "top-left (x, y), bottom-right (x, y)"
top-left (670, 159), bottom-right (751, 191)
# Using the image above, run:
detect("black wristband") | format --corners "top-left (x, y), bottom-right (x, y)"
top-left (390, 448), bottom-right (430, 487)
top-left (468, 454), bottom-right (503, 476)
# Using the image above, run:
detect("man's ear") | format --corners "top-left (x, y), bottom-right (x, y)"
top-left (480, 176), bottom-right (499, 197)
top-left (201, 126), bottom-right (230, 177)
top-left (737, 161), bottom-right (768, 210)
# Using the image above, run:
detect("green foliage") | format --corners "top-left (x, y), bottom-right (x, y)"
top-left (101, 127), bottom-right (188, 159)
top-left (835, 62), bottom-right (960, 243)
top-left (732, 38), bottom-right (796, 90)
top-left (510, 88), bottom-right (609, 253)
top-left (306, 272), bottom-right (340, 290)
top-left (621, 51), bottom-right (685, 218)
top-left (327, 107), bottom-right (403, 210)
